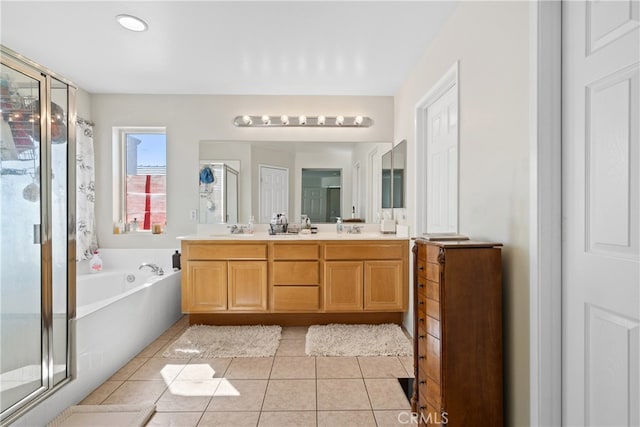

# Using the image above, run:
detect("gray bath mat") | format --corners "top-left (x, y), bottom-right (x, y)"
top-left (163, 324), bottom-right (282, 358)
top-left (305, 323), bottom-right (412, 357)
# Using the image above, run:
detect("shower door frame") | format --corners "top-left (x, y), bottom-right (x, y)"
top-left (0, 46), bottom-right (77, 425)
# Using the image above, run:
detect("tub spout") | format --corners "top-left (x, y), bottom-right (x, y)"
top-left (138, 263), bottom-right (164, 275)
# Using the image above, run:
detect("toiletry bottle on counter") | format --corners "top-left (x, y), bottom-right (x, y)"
top-left (336, 217), bottom-right (343, 233)
top-left (131, 218), bottom-right (139, 232)
top-left (172, 250), bottom-right (181, 270)
top-left (89, 250), bottom-right (103, 273)
top-left (352, 206), bottom-right (356, 218)
top-left (248, 216), bottom-right (255, 234)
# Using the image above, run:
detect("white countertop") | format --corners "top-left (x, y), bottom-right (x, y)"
top-left (182, 223), bottom-right (410, 241)
top-left (178, 231), bottom-right (408, 241)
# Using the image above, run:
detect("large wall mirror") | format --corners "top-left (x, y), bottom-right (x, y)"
top-left (198, 140), bottom-right (391, 224)
top-left (381, 139), bottom-right (407, 209)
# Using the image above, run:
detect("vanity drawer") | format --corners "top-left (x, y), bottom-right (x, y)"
top-left (188, 244), bottom-right (267, 260)
top-left (273, 286), bottom-right (319, 311)
top-left (272, 261), bottom-right (319, 285)
top-left (272, 243), bottom-right (319, 260)
top-left (323, 243), bottom-right (404, 260)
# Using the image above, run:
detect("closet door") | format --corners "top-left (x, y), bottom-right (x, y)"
top-left (562, 1), bottom-right (639, 425)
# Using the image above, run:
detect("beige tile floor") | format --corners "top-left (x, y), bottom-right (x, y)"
top-left (79, 316), bottom-right (415, 427)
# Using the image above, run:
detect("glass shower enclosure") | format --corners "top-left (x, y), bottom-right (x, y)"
top-left (199, 162), bottom-right (239, 224)
top-left (0, 47), bottom-right (76, 424)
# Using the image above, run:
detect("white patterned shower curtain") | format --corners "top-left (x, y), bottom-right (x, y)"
top-left (76, 121), bottom-right (97, 260)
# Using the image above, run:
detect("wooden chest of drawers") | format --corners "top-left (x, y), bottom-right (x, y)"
top-left (412, 239), bottom-right (503, 426)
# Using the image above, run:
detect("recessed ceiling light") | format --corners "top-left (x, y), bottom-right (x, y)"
top-left (116, 14), bottom-right (148, 32)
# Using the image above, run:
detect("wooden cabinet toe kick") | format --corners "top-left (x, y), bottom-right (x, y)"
top-left (189, 312), bottom-right (404, 326)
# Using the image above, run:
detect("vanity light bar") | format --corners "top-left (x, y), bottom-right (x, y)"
top-left (233, 115), bottom-right (372, 128)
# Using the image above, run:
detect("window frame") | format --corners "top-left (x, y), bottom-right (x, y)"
top-left (113, 126), bottom-right (167, 232)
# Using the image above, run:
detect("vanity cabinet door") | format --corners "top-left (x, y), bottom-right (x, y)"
top-left (228, 261), bottom-right (268, 311)
top-left (324, 261), bottom-right (363, 311)
top-left (183, 260), bottom-right (228, 312)
top-left (364, 260), bottom-right (404, 311)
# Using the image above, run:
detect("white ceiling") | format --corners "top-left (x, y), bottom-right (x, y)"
top-left (1, 1), bottom-right (458, 96)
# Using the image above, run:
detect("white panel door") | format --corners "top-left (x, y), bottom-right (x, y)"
top-left (563, 1), bottom-right (639, 425)
top-left (302, 187), bottom-right (326, 223)
top-left (426, 84), bottom-right (458, 233)
top-left (258, 165), bottom-right (289, 224)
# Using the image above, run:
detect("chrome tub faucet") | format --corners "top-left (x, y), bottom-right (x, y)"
top-left (138, 263), bottom-right (164, 275)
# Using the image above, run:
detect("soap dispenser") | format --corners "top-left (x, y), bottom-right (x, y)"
top-left (336, 217), bottom-right (343, 233)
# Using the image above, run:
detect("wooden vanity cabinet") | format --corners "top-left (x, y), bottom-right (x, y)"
top-left (182, 242), bottom-right (268, 313)
top-left (181, 238), bottom-right (409, 318)
top-left (270, 242), bottom-right (320, 311)
top-left (324, 241), bottom-right (407, 312)
top-left (412, 239), bottom-right (503, 427)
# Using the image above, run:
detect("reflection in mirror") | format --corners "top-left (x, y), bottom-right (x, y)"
top-left (381, 150), bottom-right (392, 209)
top-left (301, 169), bottom-right (342, 223)
top-left (199, 161), bottom-right (239, 224)
top-left (392, 139), bottom-right (406, 208)
top-left (198, 141), bottom-right (392, 224)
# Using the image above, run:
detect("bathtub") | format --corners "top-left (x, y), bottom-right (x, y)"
top-left (15, 249), bottom-right (182, 427)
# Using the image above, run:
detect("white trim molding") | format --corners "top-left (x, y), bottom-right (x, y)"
top-left (414, 61), bottom-right (459, 236)
top-left (529, 1), bottom-right (562, 426)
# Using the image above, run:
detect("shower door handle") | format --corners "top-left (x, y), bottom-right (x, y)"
top-left (33, 224), bottom-right (41, 244)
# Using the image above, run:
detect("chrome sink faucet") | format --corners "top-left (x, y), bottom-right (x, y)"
top-left (348, 225), bottom-right (363, 234)
top-left (138, 263), bottom-right (164, 275)
top-left (227, 224), bottom-right (243, 234)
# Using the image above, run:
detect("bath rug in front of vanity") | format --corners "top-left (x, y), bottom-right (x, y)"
top-left (305, 323), bottom-right (412, 357)
top-left (162, 324), bottom-right (282, 358)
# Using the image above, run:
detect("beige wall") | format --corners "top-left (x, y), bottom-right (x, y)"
top-left (90, 94), bottom-right (393, 248)
top-left (394, 2), bottom-right (530, 425)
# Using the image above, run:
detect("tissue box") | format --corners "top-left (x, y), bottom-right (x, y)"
top-left (380, 219), bottom-right (396, 233)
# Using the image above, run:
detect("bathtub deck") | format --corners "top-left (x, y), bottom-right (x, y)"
top-left (75, 316), bottom-right (415, 427)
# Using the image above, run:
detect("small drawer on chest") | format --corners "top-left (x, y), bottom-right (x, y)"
top-left (426, 315), bottom-right (440, 339)
top-left (425, 335), bottom-right (441, 382)
top-left (426, 280), bottom-right (440, 302)
top-left (426, 299), bottom-right (440, 321)
top-left (418, 374), bottom-right (442, 411)
top-left (425, 263), bottom-right (439, 283)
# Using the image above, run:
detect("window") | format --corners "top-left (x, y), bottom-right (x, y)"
top-left (114, 127), bottom-right (166, 231)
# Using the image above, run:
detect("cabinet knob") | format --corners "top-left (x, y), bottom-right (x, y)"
top-left (419, 380), bottom-right (426, 385)
top-left (419, 335), bottom-right (425, 339)
top-left (419, 356), bottom-right (426, 360)
top-left (419, 300), bottom-right (425, 305)
top-left (420, 405), bottom-right (426, 410)
top-left (418, 266), bottom-right (424, 271)
top-left (418, 283), bottom-right (425, 288)
top-left (419, 317), bottom-right (425, 323)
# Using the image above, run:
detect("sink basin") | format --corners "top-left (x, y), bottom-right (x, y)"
top-left (209, 233), bottom-right (256, 238)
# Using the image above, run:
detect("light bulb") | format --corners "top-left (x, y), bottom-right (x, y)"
top-left (261, 115), bottom-right (271, 125)
top-left (354, 116), bottom-right (363, 126)
top-left (242, 115), bottom-right (252, 125)
top-left (280, 115), bottom-right (289, 125)
top-left (336, 115), bottom-right (344, 126)
top-left (299, 115), bottom-right (307, 125)
top-left (317, 115), bottom-right (326, 125)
